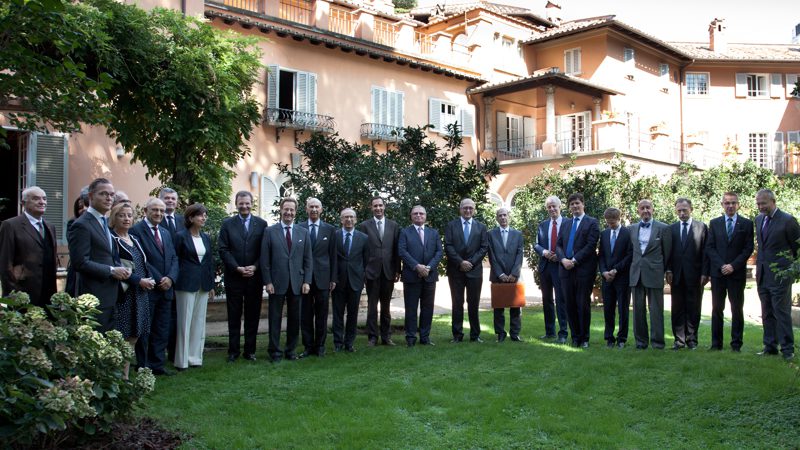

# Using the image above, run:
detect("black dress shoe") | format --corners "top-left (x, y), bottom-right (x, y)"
top-left (334, 345), bottom-right (344, 352)
top-left (616, 342), bottom-right (626, 349)
top-left (539, 334), bottom-right (556, 340)
top-left (782, 352), bottom-right (795, 361)
top-left (407, 342), bottom-right (415, 348)
top-left (606, 341), bottom-right (615, 349)
top-left (175, 367), bottom-right (187, 372)
top-left (189, 364), bottom-right (202, 368)
top-left (345, 346), bottom-right (356, 353)
top-left (555, 337), bottom-right (567, 344)
top-left (580, 342), bottom-right (589, 349)
top-left (382, 339), bottom-right (396, 346)
top-left (671, 344), bottom-right (685, 350)
top-left (421, 340), bottom-right (435, 346)
top-left (510, 336), bottom-right (523, 342)
top-left (449, 338), bottom-right (462, 343)
top-left (152, 368), bottom-right (175, 376)
top-left (496, 335), bottom-right (506, 343)
top-left (708, 346), bottom-right (723, 351)
top-left (757, 349), bottom-right (779, 356)
top-left (317, 348), bottom-right (326, 357)
top-left (470, 337), bottom-right (484, 343)
top-left (687, 343), bottom-right (698, 350)
top-left (285, 354), bottom-right (299, 361)
top-left (731, 347), bottom-right (741, 353)
top-left (367, 339), bottom-right (377, 347)
top-left (299, 351), bottom-right (312, 359)
top-left (243, 354), bottom-right (257, 361)
top-left (636, 344), bottom-right (647, 350)
top-left (227, 354), bottom-right (238, 363)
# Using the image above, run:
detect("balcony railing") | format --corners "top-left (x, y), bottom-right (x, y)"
top-left (557, 131), bottom-right (592, 155)
top-left (329, 6), bottom-right (356, 36)
top-left (360, 123), bottom-right (405, 141)
top-left (263, 108), bottom-right (335, 133)
top-left (373, 19), bottom-right (398, 47)
top-left (280, 0), bottom-right (313, 26)
top-left (414, 32), bottom-right (434, 55)
top-left (220, 0), bottom-right (261, 13)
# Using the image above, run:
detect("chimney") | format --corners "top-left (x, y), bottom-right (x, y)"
top-left (709, 18), bottom-right (727, 53)
top-left (793, 23), bottom-right (800, 44)
top-left (545, 1), bottom-right (562, 24)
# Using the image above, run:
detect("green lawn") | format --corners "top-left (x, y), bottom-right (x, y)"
top-left (143, 308), bottom-right (800, 449)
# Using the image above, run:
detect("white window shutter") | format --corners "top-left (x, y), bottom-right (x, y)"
top-left (29, 133), bottom-right (68, 242)
top-left (392, 91), bottom-right (404, 127)
top-left (260, 176), bottom-right (280, 219)
top-left (496, 111), bottom-right (507, 150)
top-left (460, 104), bottom-right (475, 137)
top-left (786, 74), bottom-right (799, 98)
top-left (429, 98), bottom-right (443, 131)
top-left (574, 49), bottom-right (581, 74)
top-left (564, 51), bottom-right (572, 74)
top-left (770, 73), bottom-right (783, 98)
top-left (735, 73), bottom-right (747, 98)
top-left (371, 87), bottom-right (380, 123)
top-left (523, 116), bottom-right (534, 148)
top-left (267, 64), bottom-right (280, 110)
top-left (307, 72), bottom-right (317, 114)
top-left (296, 71), bottom-right (308, 112)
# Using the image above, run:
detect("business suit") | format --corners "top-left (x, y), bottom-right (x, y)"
top-left (68, 209), bottom-right (120, 332)
top-left (130, 219), bottom-right (179, 372)
top-left (0, 214), bottom-right (57, 307)
top-left (668, 219), bottom-right (709, 348)
top-left (163, 213), bottom-right (185, 245)
top-left (755, 209), bottom-right (800, 357)
top-left (534, 216), bottom-right (568, 339)
top-left (629, 220), bottom-right (672, 349)
top-left (298, 220), bottom-right (337, 355)
top-left (598, 226), bottom-right (632, 345)
top-left (359, 217), bottom-right (401, 344)
top-left (488, 226), bottom-right (524, 340)
top-left (398, 225), bottom-right (443, 346)
top-left (332, 229), bottom-right (369, 349)
top-left (174, 229), bottom-right (215, 369)
top-left (162, 212), bottom-right (184, 364)
top-left (260, 222), bottom-right (313, 360)
top-left (218, 214), bottom-right (268, 359)
top-left (444, 217), bottom-right (489, 341)
top-left (555, 214), bottom-right (600, 346)
top-left (705, 214), bottom-right (754, 350)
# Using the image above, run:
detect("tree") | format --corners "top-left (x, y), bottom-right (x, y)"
top-left (278, 125), bottom-right (500, 240)
top-left (392, 0), bottom-right (417, 13)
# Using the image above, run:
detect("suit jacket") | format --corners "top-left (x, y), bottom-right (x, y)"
top-left (705, 215), bottom-right (754, 280)
top-left (260, 223), bottom-right (313, 296)
top-left (598, 226), bottom-right (633, 285)
top-left (334, 229), bottom-right (369, 291)
top-left (0, 214), bottom-right (57, 306)
top-left (628, 220), bottom-right (672, 288)
top-left (534, 216), bottom-right (564, 273)
top-left (669, 220), bottom-right (710, 286)
top-left (163, 213), bottom-right (185, 246)
top-left (555, 215), bottom-right (600, 278)
top-left (130, 220), bottom-right (179, 300)
top-left (358, 217), bottom-right (401, 280)
top-left (444, 218), bottom-right (488, 278)
top-left (487, 227), bottom-right (523, 283)
top-left (755, 209), bottom-right (800, 287)
top-left (218, 214), bottom-right (268, 285)
top-left (398, 225), bottom-right (443, 284)
top-left (67, 211), bottom-right (120, 329)
top-left (298, 221), bottom-right (337, 289)
top-left (174, 229), bottom-right (216, 292)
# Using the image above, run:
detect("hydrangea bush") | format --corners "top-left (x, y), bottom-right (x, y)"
top-left (0, 291), bottom-right (156, 448)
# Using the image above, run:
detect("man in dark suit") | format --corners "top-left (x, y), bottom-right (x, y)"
top-left (534, 196), bottom-right (568, 343)
top-left (68, 178), bottom-right (129, 332)
top-left (0, 186), bottom-right (58, 307)
top-left (488, 207), bottom-right (524, 342)
top-left (130, 197), bottom-right (179, 375)
top-left (444, 198), bottom-right (489, 343)
top-left (667, 198), bottom-right (709, 350)
top-left (705, 192), bottom-right (754, 352)
top-left (218, 191), bottom-right (268, 362)
top-left (298, 197), bottom-right (337, 358)
top-left (555, 193), bottom-right (599, 348)
top-left (159, 187), bottom-right (184, 364)
top-left (398, 205), bottom-right (443, 347)
top-left (629, 199), bottom-right (672, 350)
top-left (598, 207), bottom-right (632, 348)
top-left (358, 196), bottom-right (401, 346)
top-left (332, 208), bottom-right (369, 352)
top-left (261, 197), bottom-right (313, 362)
top-left (754, 189), bottom-right (799, 360)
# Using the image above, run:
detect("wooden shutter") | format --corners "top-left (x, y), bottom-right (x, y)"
top-left (496, 111), bottom-right (507, 150)
top-left (735, 73), bottom-right (747, 97)
top-left (260, 176), bottom-right (279, 219)
top-left (371, 87), bottom-right (380, 123)
top-left (393, 91), bottom-right (404, 127)
top-left (564, 50), bottom-right (573, 74)
top-left (523, 116), bottom-right (535, 149)
top-left (573, 49), bottom-right (581, 74)
top-left (786, 74), bottom-right (799, 98)
top-left (267, 64), bottom-right (279, 110)
top-left (28, 133), bottom-right (67, 242)
top-left (460, 104), bottom-right (475, 137)
top-left (428, 98), bottom-right (443, 131)
top-left (770, 73), bottom-right (783, 98)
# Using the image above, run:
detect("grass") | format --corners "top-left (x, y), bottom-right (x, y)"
top-left (142, 308), bottom-right (800, 449)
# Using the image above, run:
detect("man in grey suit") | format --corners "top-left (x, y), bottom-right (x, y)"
top-left (158, 187), bottom-right (184, 365)
top-left (754, 189), bottom-right (799, 360)
top-left (332, 208), bottom-right (369, 352)
top-left (628, 199), bottom-right (672, 350)
top-left (68, 178), bottom-right (130, 332)
top-left (445, 198), bottom-right (489, 343)
top-left (298, 198), bottom-right (337, 358)
top-left (261, 197), bottom-right (313, 362)
top-left (358, 197), bottom-right (401, 346)
top-left (488, 207), bottom-right (524, 342)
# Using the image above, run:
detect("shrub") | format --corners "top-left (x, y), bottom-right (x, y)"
top-left (0, 291), bottom-right (155, 448)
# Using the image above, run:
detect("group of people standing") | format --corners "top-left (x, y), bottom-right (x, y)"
top-left (1, 179), bottom-right (798, 375)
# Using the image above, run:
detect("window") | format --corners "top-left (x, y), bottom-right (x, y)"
top-left (557, 111), bottom-right (591, 154)
top-left (736, 73), bottom-right (782, 98)
top-left (748, 132), bottom-right (769, 167)
top-left (623, 47), bottom-right (635, 63)
top-left (747, 74), bottom-right (768, 97)
top-left (496, 112), bottom-right (534, 154)
top-left (659, 63), bottom-right (670, 78)
top-left (428, 98), bottom-right (474, 136)
top-left (371, 87), bottom-right (404, 128)
top-left (786, 74), bottom-right (799, 98)
top-left (564, 48), bottom-right (581, 75)
top-left (686, 72), bottom-right (709, 96)
top-left (266, 65), bottom-right (317, 113)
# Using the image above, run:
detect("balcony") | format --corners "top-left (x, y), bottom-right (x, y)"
top-left (414, 32), bottom-right (433, 55)
top-left (280, 0), bottom-right (313, 26)
top-left (488, 137), bottom-right (543, 162)
top-left (263, 108), bottom-right (335, 133)
top-left (360, 123), bottom-right (405, 142)
top-left (373, 19), bottom-right (398, 47)
top-left (329, 6), bottom-right (356, 36)
top-left (218, 0), bottom-right (261, 13)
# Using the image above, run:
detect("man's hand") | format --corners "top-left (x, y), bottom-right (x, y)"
top-left (329, 282), bottom-right (336, 291)
top-left (665, 272), bottom-right (673, 285)
top-left (415, 264), bottom-right (429, 278)
top-left (602, 271), bottom-right (614, 282)
top-left (265, 283), bottom-right (274, 295)
top-left (459, 260), bottom-right (473, 272)
top-left (543, 250), bottom-right (558, 262)
top-left (111, 266), bottom-right (131, 280)
top-left (506, 275), bottom-right (517, 283)
top-left (701, 275), bottom-right (710, 286)
top-left (208, 290), bottom-right (215, 301)
top-left (237, 266), bottom-right (255, 278)
top-left (721, 264), bottom-right (734, 276)
top-left (560, 258), bottom-right (575, 270)
top-left (158, 277), bottom-right (173, 290)
top-left (394, 273), bottom-right (401, 282)
top-left (301, 283), bottom-right (310, 295)
top-left (139, 277), bottom-right (156, 290)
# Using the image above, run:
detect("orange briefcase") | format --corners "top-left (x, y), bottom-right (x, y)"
top-left (490, 282), bottom-right (526, 308)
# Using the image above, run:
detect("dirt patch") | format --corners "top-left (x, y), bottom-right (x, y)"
top-left (61, 417), bottom-right (187, 450)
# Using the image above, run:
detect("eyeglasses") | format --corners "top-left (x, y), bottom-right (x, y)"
top-left (96, 191), bottom-right (115, 198)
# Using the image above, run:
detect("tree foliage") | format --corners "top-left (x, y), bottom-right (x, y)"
top-left (392, 0), bottom-right (417, 13)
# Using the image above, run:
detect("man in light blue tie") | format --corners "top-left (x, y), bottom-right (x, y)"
top-left (331, 208), bottom-right (368, 352)
top-left (598, 207), bottom-right (632, 348)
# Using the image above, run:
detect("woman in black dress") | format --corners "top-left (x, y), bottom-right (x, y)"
top-left (109, 203), bottom-right (155, 378)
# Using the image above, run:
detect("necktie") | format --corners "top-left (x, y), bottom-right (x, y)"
top-left (463, 220), bottom-right (471, 243)
top-left (37, 221), bottom-right (45, 240)
top-left (550, 219), bottom-right (557, 252)
top-left (310, 223), bottom-right (317, 247)
top-left (502, 229), bottom-right (508, 248)
top-left (726, 217), bottom-right (733, 240)
top-left (610, 229), bottom-right (617, 252)
top-left (345, 232), bottom-right (351, 256)
top-left (418, 226), bottom-right (424, 244)
top-left (167, 215), bottom-right (176, 233)
top-left (152, 226), bottom-right (163, 252)
top-left (566, 217), bottom-right (579, 258)
top-left (761, 215), bottom-right (770, 241)
top-left (681, 221), bottom-right (688, 244)
top-left (377, 220), bottom-right (384, 241)
top-left (241, 216), bottom-right (248, 234)
top-left (640, 221), bottom-right (651, 228)
top-left (100, 216), bottom-right (112, 250)
top-left (285, 226), bottom-right (292, 252)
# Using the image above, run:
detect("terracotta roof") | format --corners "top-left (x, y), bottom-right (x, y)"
top-left (410, 1), bottom-right (553, 27)
top-left (467, 68), bottom-right (623, 97)
top-left (668, 42), bottom-right (800, 62)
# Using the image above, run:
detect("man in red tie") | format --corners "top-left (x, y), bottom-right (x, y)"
top-left (533, 196), bottom-right (568, 343)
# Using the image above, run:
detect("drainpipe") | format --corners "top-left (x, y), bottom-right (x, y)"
top-left (678, 59), bottom-right (695, 165)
